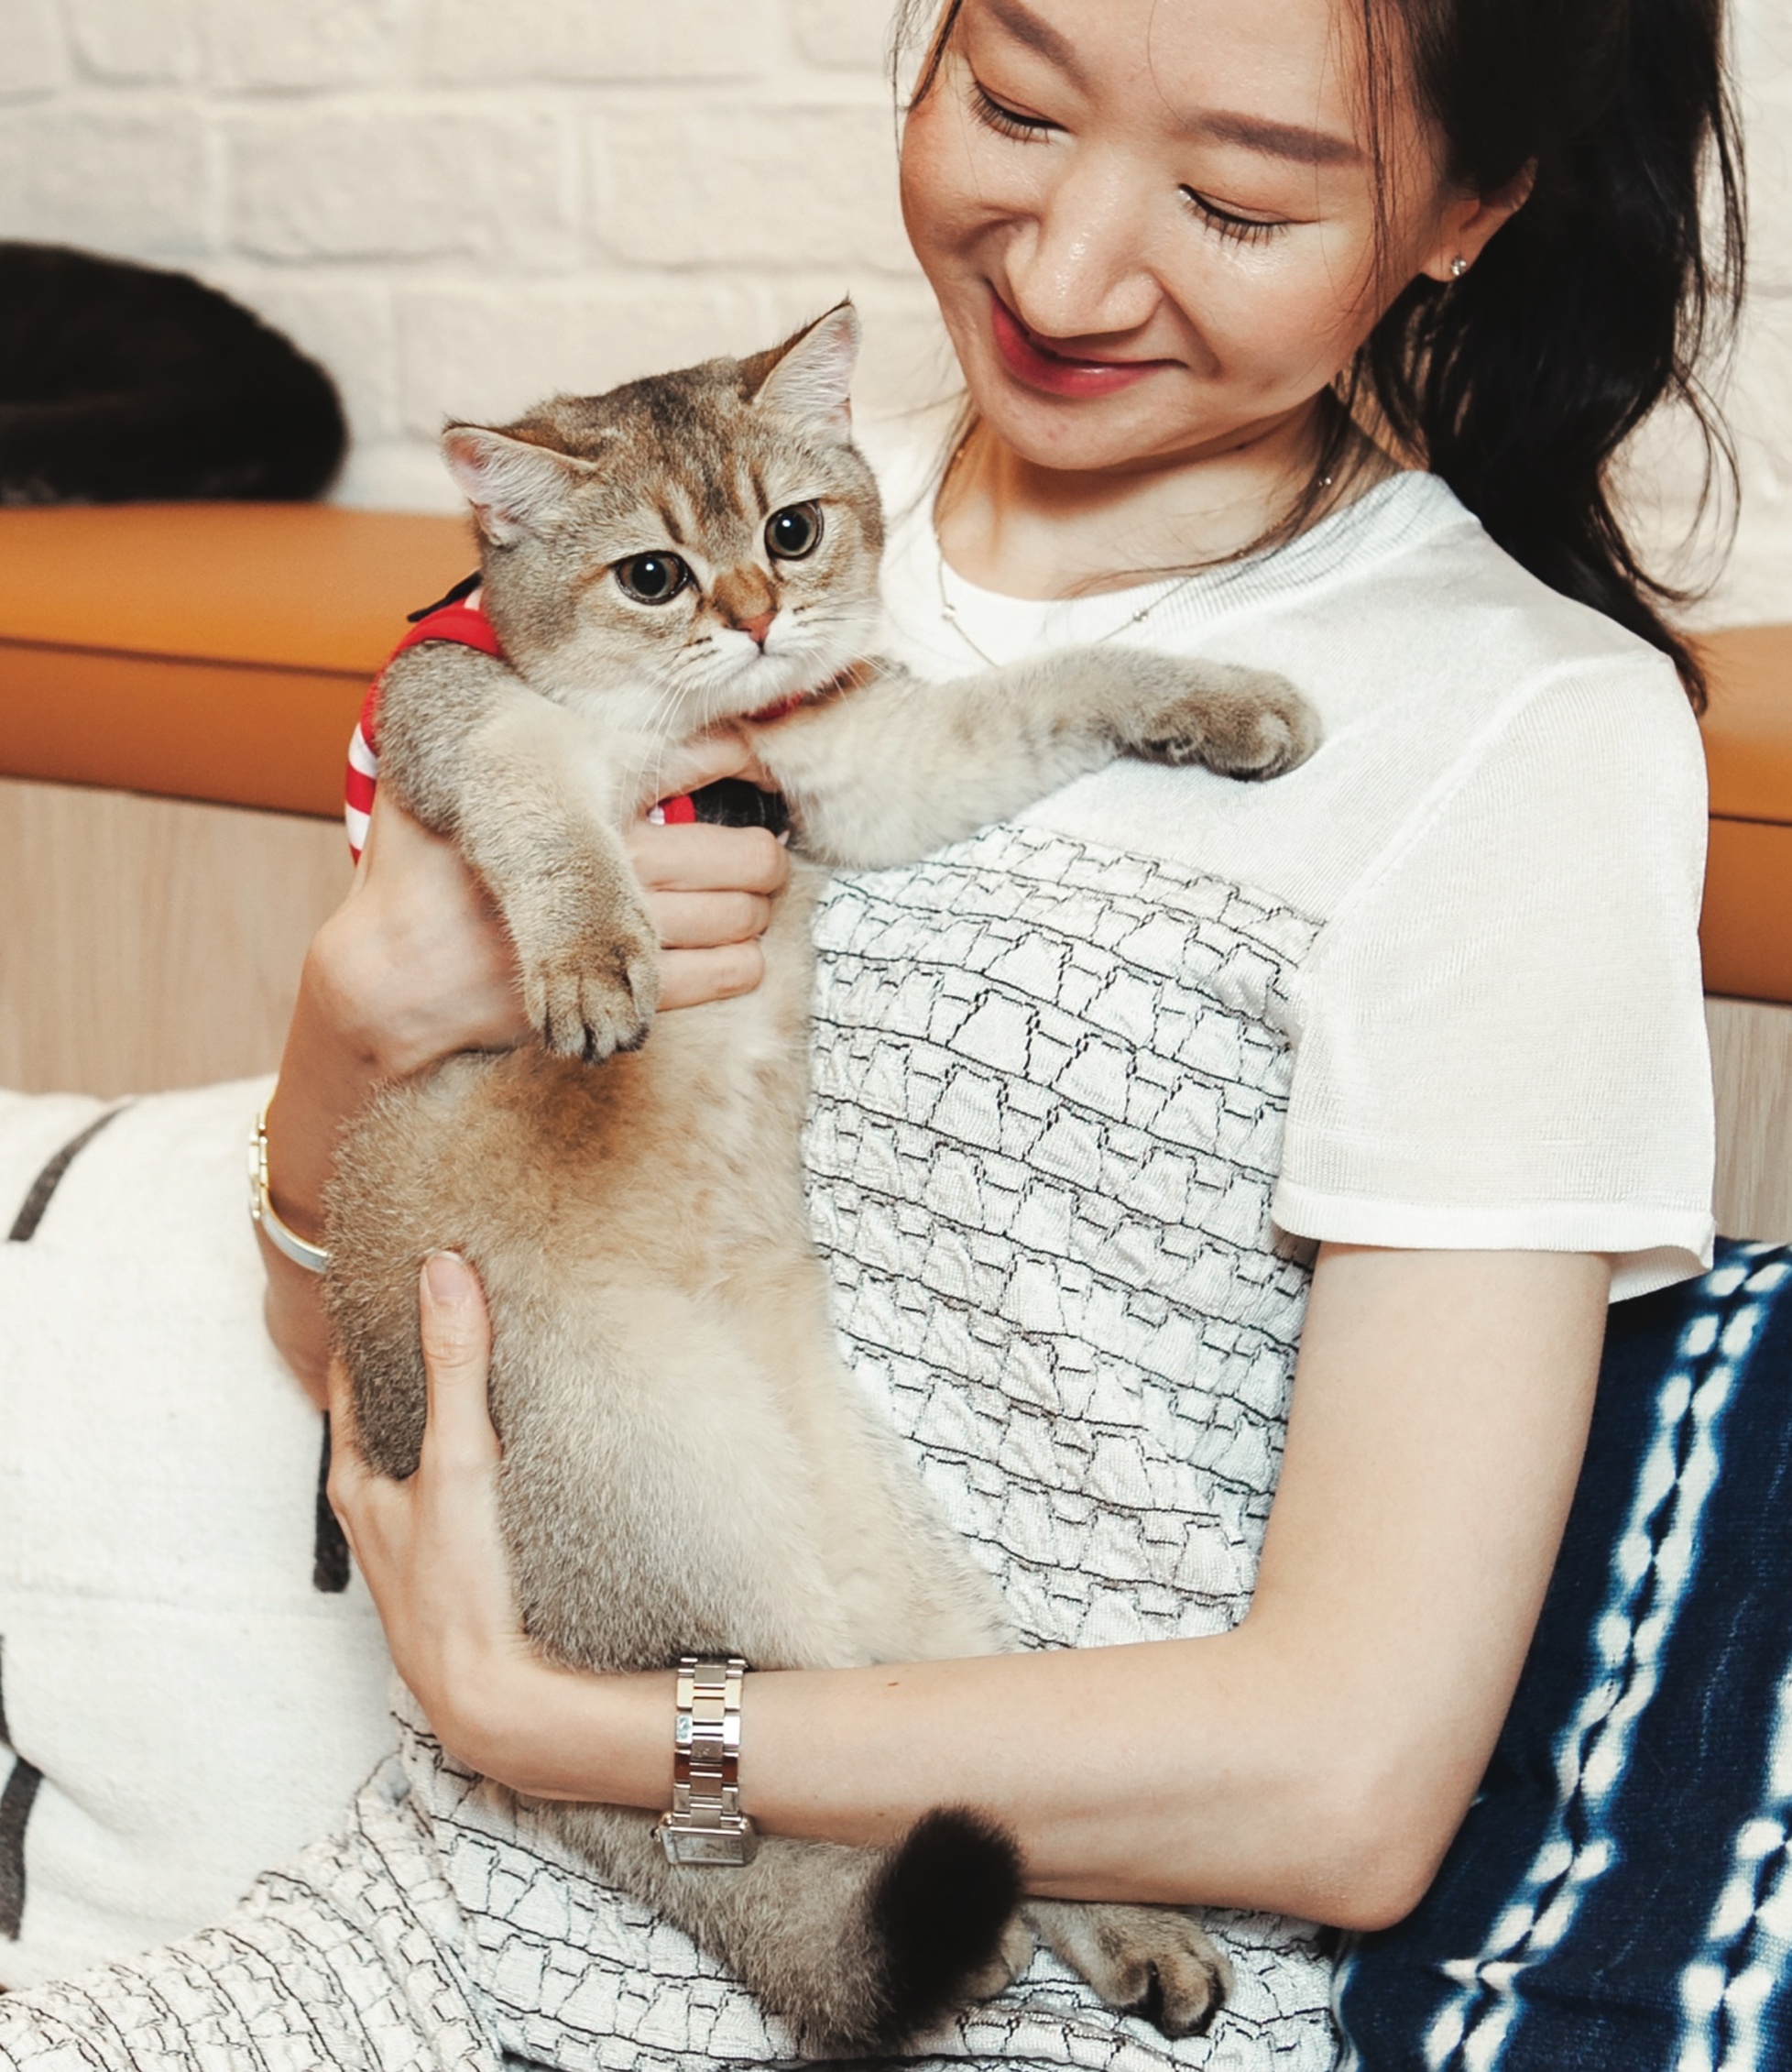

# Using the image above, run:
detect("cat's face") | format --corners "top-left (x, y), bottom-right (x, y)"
top-left (442, 305), bottom-right (885, 740)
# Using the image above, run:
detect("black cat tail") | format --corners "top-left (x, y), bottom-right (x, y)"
top-left (861, 1806), bottom-right (1024, 2046)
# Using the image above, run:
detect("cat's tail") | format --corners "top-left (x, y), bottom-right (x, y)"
top-left (561, 1801), bottom-right (1025, 2054)
top-left (853, 1806), bottom-right (1027, 2045)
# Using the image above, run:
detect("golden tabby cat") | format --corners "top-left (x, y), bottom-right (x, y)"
top-left (324, 305), bottom-right (1317, 2056)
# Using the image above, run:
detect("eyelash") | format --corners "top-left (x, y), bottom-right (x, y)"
top-left (1179, 188), bottom-right (1287, 246)
top-left (970, 80), bottom-right (1056, 140)
top-left (969, 78), bottom-right (1291, 247)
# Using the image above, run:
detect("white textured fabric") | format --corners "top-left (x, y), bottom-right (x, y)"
top-left (0, 1080), bottom-right (396, 1990)
top-left (0, 1761), bottom-right (497, 2072)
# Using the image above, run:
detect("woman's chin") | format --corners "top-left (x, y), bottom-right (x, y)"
top-left (968, 374), bottom-right (1215, 478)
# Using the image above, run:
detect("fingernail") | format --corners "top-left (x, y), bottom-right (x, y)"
top-left (423, 1250), bottom-right (471, 1306)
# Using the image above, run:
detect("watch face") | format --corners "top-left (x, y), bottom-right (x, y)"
top-left (658, 1823), bottom-right (758, 1868)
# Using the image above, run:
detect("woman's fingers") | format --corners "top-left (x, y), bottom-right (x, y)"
top-left (628, 821), bottom-right (788, 1010)
top-left (650, 890), bottom-right (775, 950)
top-left (656, 941), bottom-right (767, 1012)
top-left (322, 1354), bottom-right (375, 1551)
top-left (418, 1252), bottom-right (501, 1475)
top-left (628, 820), bottom-right (789, 897)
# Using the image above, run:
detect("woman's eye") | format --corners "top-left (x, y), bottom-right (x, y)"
top-left (970, 80), bottom-right (1058, 141)
top-left (1180, 188), bottom-right (1287, 246)
top-left (614, 553), bottom-right (690, 604)
top-left (766, 502), bottom-right (823, 560)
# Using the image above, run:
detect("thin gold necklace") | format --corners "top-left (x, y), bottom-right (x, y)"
top-left (934, 550), bottom-right (1201, 669)
top-left (933, 457), bottom-right (1335, 670)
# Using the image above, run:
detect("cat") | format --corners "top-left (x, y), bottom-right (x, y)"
top-left (0, 243), bottom-right (344, 504)
top-left (322, 303), bottom-right (1319, 2057)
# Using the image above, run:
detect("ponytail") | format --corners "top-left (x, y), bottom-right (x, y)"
top-left (1363, 0), bottom-right (1744, 708)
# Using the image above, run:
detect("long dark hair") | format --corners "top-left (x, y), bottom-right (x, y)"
top-left (893, 0), bottom-right (1745, 708)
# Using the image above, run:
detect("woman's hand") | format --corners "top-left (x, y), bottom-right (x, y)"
top-left (325, 1253), bottom-right (534, 1763)
top-left (322, 730), bottom-right (789, 1085)
top-left (326, 1251), bottom-right (673, 1805)
top-left (261, 729), bottom-right (789, 1402)
top-left (626, 730), bottom-right (791, 1013)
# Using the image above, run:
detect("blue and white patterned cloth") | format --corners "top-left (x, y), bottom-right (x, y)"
top-left (1335, 1240), bottom-right (1792, 2071)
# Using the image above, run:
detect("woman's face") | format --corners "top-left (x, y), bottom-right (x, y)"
top-left (900, 0), bottom-right (1479, 477)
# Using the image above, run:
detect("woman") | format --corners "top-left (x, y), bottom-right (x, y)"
top-left (0, 0), bottom-right (1738, 2065)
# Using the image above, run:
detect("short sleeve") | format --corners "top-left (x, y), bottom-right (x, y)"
top-left (1272, 661), bottom-right (1715, 1301)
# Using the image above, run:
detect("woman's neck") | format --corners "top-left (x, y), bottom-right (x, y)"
top-left (934, 401), bottom-right (1395, 602)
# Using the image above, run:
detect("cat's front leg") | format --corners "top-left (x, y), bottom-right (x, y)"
top-left (376, 645), bottom-right (660, 1060)
top-left (754, 649), bottom-right (1318, 870)
top-left (456, 717), bottom-right (661, 1061)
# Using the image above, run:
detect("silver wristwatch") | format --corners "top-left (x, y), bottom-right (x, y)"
top-left (656, 1655), bottom-right (758, 1866)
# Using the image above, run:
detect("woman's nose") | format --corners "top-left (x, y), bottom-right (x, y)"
top-left (1002, 150), bottom-right (1162, 342)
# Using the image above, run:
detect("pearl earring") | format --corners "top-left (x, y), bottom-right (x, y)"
top-left (1449, 256), bottom-right (1470, 279)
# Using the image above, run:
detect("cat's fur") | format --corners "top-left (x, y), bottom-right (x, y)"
top-left (323, 305), bottom-right (1318, 2056)
top-left (0, 243), bottom-right (344, 504)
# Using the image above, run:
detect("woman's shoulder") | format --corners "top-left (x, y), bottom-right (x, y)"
top-left (1011, 474), bottom-right (1706, 921)
top-left (1196, 470), bottom-right (1702, 769)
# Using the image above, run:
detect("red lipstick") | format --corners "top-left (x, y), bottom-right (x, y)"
top-left (988, 291), bottom-right (1169, 400)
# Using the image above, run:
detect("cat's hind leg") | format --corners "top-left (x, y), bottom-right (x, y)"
top-left (552, 1802), bottom-right (1025, 2056)
top-left (1023, 1897), bottom-right (1231, 2040)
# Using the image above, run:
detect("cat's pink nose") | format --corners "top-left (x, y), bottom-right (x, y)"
top-left (737, 609), bottom-right (776, 649)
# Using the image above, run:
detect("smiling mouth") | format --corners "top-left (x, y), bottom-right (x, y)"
top-left (987, 291), bottom-right (1173, 399)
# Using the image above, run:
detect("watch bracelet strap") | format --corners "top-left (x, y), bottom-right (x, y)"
top-left (658, 1655), bottom-right (757, 1864)
top-left (249, 1092), bottom-right (331, 1275)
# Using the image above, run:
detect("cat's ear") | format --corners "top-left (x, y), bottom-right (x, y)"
top-left (749, 301), bottom-right (860, 443)
top-left (442, 424), bottom-right (585, 546)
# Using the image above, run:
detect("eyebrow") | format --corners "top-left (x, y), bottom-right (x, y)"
top-left (976, 0), bottom-right (1362, 170)
top-left (1182, 110), bottom-right (1362, 168)
top-left (980, 0), bottom-right (1084, 78)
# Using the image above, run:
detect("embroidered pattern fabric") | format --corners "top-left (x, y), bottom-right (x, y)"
top-left (0, 827), bottom-right (1339, 2072)
top-left (0, 1763), bottom-right (496, 2072)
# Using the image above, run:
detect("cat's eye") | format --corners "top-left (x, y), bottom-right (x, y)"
top-left (614, 553), bottom-right (690, 605)
top-left (766, 503), bottom-right (823, 561)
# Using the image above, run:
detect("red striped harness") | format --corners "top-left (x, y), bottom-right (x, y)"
top-left (344, 591), bottom-right (504, 862)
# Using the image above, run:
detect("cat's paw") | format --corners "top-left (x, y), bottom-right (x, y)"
top-left (515, 906), bottom-right (661, 1062)
top-left (1134, 670), bottom-right (1320, 781)
top-left (1024, 1899), bottom-right (1231, 2040)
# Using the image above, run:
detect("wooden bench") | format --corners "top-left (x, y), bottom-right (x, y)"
top-left (1, 503), bottom-right (1787, 1239)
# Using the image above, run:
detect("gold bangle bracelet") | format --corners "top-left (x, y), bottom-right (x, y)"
top-left (248, 1091), bottom-right (330, 1275)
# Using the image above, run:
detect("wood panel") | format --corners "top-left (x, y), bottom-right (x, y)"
top-left (1708, 995), bottom-right (1792, 1244)
top-left (0, 776), bottom-right (348, 1097)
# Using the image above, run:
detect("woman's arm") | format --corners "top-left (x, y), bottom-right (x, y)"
top-left (328, 1241), bottom-right (1609, 1930)
top-left (262, 744), bottom-right (789, 1406)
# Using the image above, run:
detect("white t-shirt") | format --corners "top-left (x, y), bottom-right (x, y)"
top-left (867, 445), bottom-right (1715, 1299)
top-left (400, 446), bottom-right (1716, 2072)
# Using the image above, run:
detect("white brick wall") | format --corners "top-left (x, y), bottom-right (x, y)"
top-left (0, 0), bottom-right (1785, 623)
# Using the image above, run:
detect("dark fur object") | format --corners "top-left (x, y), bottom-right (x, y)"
top-left (0, 243), bottom-right (345, 504)
top-left (866, 1810), bottom-right (1025, 2045)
